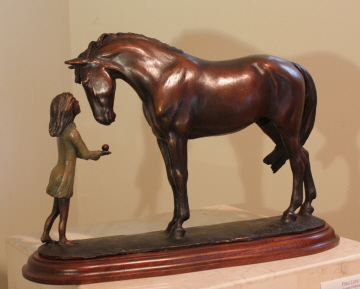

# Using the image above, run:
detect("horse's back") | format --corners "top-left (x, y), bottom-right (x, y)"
top-left (191, 54), bottom-right (305, 104)
top-left (183, 55), bottom-right (305, 139)
top-left (190, 54), bottom-right (301, 106)
top-left (193, 54), bottom-right (300, 79)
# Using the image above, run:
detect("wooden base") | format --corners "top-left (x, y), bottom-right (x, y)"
top-left (23, 222), bottom-right (339, 285)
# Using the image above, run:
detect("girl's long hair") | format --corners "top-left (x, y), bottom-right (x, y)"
top-left (49, 92), bottom-right (76, 137)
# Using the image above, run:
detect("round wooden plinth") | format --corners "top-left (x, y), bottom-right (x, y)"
top-left (23, 223), bottom-right (339, 285)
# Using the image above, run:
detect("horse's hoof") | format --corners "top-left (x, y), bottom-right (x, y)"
top-left (298, 204), bottom-right (314, 216)
top-left (165, 220), bottom-right (176, 233)
top-left (281, 211), bottom-right (297, 223)
top-left (58, 240), bottom-right (76, 246)
top-left (168, 226), bottom-right (185, 240)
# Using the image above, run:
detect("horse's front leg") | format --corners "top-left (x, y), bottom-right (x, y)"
top-left (157, 138), bottom-right (178, 233)
top-left (163, 133), bottom-right (189, 239)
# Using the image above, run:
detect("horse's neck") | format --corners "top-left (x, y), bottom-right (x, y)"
top-left (116, 64), bottom-right (154, 104)
top-left (115, 46), bottom-right (178, 102)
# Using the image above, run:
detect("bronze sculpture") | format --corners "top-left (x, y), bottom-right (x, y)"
top-left (41, 92), bottom-right (111, 246)
top-left (65, 32), bottom-right (317, 240)
top-left (23, 33), bottom-right (341, 285)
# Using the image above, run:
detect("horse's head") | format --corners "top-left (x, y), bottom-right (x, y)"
top-left (65, 57), bottom-right (117, 125)
top-left (65, 33), bottom-right (178, 125)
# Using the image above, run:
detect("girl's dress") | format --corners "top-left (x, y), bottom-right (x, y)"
top-left (46, 123), bottom-right (102, 199)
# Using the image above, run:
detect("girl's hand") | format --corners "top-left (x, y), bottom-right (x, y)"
top-left (92, 150), bottom-right (110, 160)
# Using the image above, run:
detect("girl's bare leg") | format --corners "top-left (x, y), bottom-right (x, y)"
top-left (58, 198), bottom-right (74, 245)
top-left (41, 198), bottom-right (59, 243)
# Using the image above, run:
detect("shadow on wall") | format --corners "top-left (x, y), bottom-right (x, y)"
top-left (0, 272), bottom-right (6, 289)
top-left (134, 122), bottom-right (163, 217)
top-left (296, 53), bottom-right (360, 241)
top-left (132, 30), bottom-right (360, 241)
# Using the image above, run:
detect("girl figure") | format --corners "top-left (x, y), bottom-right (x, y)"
top-left (41, 92), bottom-right (110, 246)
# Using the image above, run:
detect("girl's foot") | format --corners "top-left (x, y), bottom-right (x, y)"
top-left (40, 234), bottom-right (53, 244)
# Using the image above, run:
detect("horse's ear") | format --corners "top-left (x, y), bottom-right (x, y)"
top-left (64, 58), bottom-right (87, 84)
top-left (64, 58), bottom-right (88, 68)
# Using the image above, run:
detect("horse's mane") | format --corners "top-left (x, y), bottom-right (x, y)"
top-left (72, 33), bottom-right (184, 84)
top-left (85, 32), bottom-right (183, 58)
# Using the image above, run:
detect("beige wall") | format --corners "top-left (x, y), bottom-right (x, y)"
top-left (2, 0), bottom-right (360, 287)
top-left (0, 1), bottom-right (73, 288)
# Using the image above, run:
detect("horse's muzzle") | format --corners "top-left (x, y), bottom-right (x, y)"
top-left (95, 110), bottom-right (116, 125)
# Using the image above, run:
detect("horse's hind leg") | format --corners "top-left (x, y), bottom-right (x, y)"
top-left (256, 118), bottom-right (288, 173)
top-left (280, 134), bottom-right (306, 222)
top-left (299, 148), bottom-right (316, 215)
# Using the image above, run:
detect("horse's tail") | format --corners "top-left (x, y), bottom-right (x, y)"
top-left (292, 62), bottom-right (317, 146)
top-left (262, 62), bottom-right (317, 173)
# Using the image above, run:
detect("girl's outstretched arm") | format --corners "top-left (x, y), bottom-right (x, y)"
top-left (69, 128), bottom-right (110, 160)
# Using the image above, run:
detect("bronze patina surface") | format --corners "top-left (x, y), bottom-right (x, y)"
top-left (38, 215), bottom-right (325, 259)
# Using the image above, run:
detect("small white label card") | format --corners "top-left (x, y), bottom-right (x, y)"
top-left (321, 274), bottom-right (360, 289)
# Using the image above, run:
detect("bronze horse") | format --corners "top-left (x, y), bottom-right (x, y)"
top-left (65, 33), bottom-right (317, 239)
